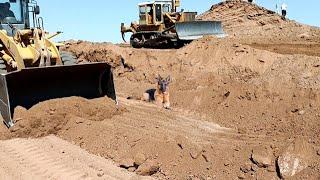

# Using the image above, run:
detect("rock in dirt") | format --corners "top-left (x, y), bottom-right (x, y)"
top-left (97, 169), bottom-right (104, 177)
top-left (136, 160), bottom-right (160, 176)
top-left (251, 146), bottom-right (273, 168)
top-left (72, 116), bottom-right (85, 124)
top-left (238, 173), bottom-right (246, 179)
top-left (277, 138), bottom-right (313, 178)
top-left (134, 153), bottom-right (147, 166)
top-left (128, 167), bottom-right (137, 172)
top-left (119, 158), bottom-right (135, 169)
top-left (298, 110), bottom-right (305, 116)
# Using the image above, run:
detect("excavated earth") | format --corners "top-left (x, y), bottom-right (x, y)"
top-left (1, 0), bottom-right (320, 179)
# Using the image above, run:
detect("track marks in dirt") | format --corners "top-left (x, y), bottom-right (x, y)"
top-left (249, 43), bottom-right (320, 57)
top-left (117, 97), bottom-right (270, 145)
top-left (0, 136), bottom-right (151, 180)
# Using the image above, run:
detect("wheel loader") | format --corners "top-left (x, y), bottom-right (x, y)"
top-left (0, 0), bottom-right (116, 128)
top-left (121, 0), bottom-right (225, 48)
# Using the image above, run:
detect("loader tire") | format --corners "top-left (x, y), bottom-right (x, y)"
top-left (60, 51), bottom-right (77, 65)
top-left (0, 58), bottom-right (7, 74)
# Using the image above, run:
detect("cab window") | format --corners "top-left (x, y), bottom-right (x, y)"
top-left (155, 4), bottom-right (162, 22)
top-left (0, 0), bottom-right (23, 23)
top-left (163, 4), bottom-right (171, 13)
top-left (139, 6), bottom-right (146, 14)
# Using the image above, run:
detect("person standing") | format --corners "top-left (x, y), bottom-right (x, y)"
top-left (0, 2), bottom-right (16, 21)
top-left (281, 3), bottom-right (287, 20)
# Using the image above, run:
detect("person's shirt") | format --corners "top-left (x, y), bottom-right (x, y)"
top-left (0, 9), bottom-right (15, 20)
top-left (281, 3), bottom-right (287, 11)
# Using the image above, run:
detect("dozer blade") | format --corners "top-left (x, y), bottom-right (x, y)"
top-left (0, 62), bottom-right (116, 128)
top-left (175, 21), bottom-right (225, 40)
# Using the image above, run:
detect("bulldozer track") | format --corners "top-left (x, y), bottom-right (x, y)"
top-left (0, 136), bottom-right (151, 180)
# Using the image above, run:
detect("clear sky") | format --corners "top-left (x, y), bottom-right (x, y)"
top-left (37, 0), bottom-right (320, 43)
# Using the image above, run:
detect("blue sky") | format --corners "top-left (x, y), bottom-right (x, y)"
top-left (37, 0), bottom-right (320, 43)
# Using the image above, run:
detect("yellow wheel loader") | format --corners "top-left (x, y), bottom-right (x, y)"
top-left (121, 0), bottom-right (225, 48)
top-left (0, 0), bottom-right (116, 128)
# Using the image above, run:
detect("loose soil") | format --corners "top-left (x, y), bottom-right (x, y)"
top-left (1, 0), bottom-right (320, 179)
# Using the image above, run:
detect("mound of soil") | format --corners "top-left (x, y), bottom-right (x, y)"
top-left (54, 33), bottom-right (320, 179)
top-left (0, 1), bottom-right (320, 179)
top-left (175, 37), bottom-right (320, 142)
top-left (8, 97), bottom-right (124, 138)
top-left (198, 0), bottom-right (319, 42)
top-left (62, 40), bottom-right (127, 68)
top-left (54, 34), bottom-right (320, 179)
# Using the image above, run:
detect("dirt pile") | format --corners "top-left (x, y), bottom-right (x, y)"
top-left (0, 1), bottom-right (319, 179)
top-left (173, 37), bottom-right (320, 144)
top-left (198, 0), bottom-right (319, 42)
top-left (52, 36), bottom-right (320, 179)
top-left (62, 40), bottom-right (126, 67)
top-left (54, 30), bottom-right (320, 178)
top-left (7, 97), bottom-right (124, 139)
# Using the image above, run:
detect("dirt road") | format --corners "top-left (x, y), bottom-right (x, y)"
top-left (0, 135), bottom-right (151, 180)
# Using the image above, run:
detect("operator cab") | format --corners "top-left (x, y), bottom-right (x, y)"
top-left (138, 0), bottom-right (172, 25)
top-left (0, 0), bottom-right (21, 24)
top-left (0, 0), bottom-right (39, 36)
top-left (0, 0), bottom-right (27, 32)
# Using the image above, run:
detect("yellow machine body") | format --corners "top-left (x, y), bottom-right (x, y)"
top-left (121, 0), bottom-right (224, 48)
top-left (0, 0), bottom-right (116, 128)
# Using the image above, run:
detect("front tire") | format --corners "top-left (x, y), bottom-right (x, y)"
top-left (0, 57), bottom-right (7, 74)
top-left (60, 51), bottom-right (77, 65)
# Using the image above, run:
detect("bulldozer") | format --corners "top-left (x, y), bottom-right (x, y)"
top-left (0, 0), bottom-right (116, 128)
top-left (121, 0), bottom-right (224, 48)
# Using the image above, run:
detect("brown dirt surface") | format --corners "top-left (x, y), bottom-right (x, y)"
top-left (1, 0), bottom-right (320, 179)
top-left (6, 97), bottom-right (125, 139)
top-left (0, 135), bottom-right (152, 180)
top-left (48, 37), bottom-right (320, 178)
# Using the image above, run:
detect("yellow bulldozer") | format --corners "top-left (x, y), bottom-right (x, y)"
top-left (0, 0), bottom-right (116, 128)
top-left (121, 0), bottom-right (224, 48)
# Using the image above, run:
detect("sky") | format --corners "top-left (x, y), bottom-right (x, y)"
top-left (36, 0), bottom-right (320, 43)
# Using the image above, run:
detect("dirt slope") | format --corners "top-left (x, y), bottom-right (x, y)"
top-left (63, 37), bottom-right (320, 136)
top-left (59, 39), bottom-right (320, 179)
top-left (1, 94), bottom-right (318, 179)
top-left (0, 97), bottom-right (291, 179)
top-left (3, 97), bottom-right (124, 139)
top-left (198, 0), bottom-right (319, 43)
top-left (0, 0), bottom-right (320, 179)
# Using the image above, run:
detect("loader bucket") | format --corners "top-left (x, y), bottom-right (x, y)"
top-left (0, 62), bottom-right (116, 128)
top-left (175, 21), bottom-right (225, 40)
